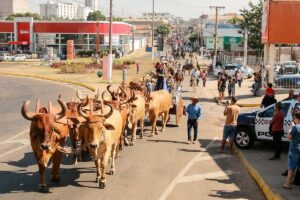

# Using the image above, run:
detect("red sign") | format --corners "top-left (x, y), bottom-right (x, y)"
top-left (17, 22), bottom-right (30, 44)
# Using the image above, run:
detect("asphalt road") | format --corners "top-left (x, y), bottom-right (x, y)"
top-left (0, 75), bottom-right (266, 200)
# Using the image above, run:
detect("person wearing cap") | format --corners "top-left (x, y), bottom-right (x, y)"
top-left (185, 97), bottom-right (202, 144)
top-left (220, 96), bottom-right (240, 153)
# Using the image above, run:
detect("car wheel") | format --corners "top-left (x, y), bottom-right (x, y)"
top-left (234, 128), bottom-right (255, 149)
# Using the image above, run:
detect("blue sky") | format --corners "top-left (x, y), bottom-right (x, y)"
top-left (30, 0), bottom-right (260, 19)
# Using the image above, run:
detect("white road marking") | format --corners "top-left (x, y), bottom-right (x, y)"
top-left (195, 154), bottom-right (233, 162)
top-left (0, 145), bottom-right (29, 159)
top-left (0, 129), bottom-right (29, 159)
top-left (178, 170), bottom-right (239, 184)
top-left (159, 137), bottom-right (218, 200)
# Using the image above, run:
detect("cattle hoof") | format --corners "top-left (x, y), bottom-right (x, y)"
top-left (129, 142), bottom-right (134, 146)
top-left (51, 176), bottom-right (60, 183)
top-left (38, 185), bottom-right (49, 193)
top-left (155, 132), bottom-right (159, 135)
top-left (96, 177), bottom-right (100, 183)
top-left (150, 134), bottom-right (154, 137)
top-left (140, 135), bottom-right (143, 139)
top-left (99, 181), bottom-right (106, 189)
top-left (110, 169), bottom-right (115, 175)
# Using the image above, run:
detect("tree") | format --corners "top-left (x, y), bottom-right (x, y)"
top-left (156, 24), bottom-right (171, 37)
top-left (236, 0), bottom-right (263, 51)
top-left (189, 32), bottom-right (199, 43)
top-left (87, 11), bottom-right (106, 21)
top-left (6, 12), bottom-right (41, 20)
top-left (113, 17), bottom-right (123, 22)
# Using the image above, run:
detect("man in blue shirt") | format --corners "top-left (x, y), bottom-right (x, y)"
top-left (283, 112), bottom-right (300, 189)
top-left (185, 97), bottom-right (202, 144)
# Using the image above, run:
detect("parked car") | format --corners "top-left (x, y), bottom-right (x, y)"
top-left (235, 99), bottom-right (295, 149)
top-left (0, 53), bottom-right (12, 61)
top-left (275, 75), bottom-right (300, 88)
top-left (12, 54), bottom-right (26, 62)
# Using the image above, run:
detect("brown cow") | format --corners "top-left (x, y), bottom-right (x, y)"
top-left (146, 90), bottom-right (172, 136)
top-left (127, 91), bottom-right (146, 145)
top-left (78, 99), bottom-right (123, 189)
top-left (21, 99), bottom-right (68, 193)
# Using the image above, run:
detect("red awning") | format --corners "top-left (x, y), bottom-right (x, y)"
top-left (8, 41), bottom-right (30, 45)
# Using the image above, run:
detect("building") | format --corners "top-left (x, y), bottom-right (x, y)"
top-left (85, 0), bottom-right (98, 11)
top-left (40, 0), bottom-right (91, 20)
top-left (0, 0), bottom-right (29, 19)
top-left (203, 28), bottom-right (243, 51)
top-left (200, 13), bottom-right (243, 51)
top-left (142, 12), bottom-right (174, 23)
top-left (0, 17), bottom-right (134, 55)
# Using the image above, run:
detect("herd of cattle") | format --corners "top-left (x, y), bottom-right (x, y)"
top-left (21, 82), bottom-right (174, 192)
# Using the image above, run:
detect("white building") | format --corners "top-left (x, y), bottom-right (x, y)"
top-left (40, 1), bottom-right (91, 20)
top-left (85, 0), bottom-right (98, 11)
top-left (0, 0), bottom-right (29, 19)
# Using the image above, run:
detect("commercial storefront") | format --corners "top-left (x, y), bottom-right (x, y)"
top-left (0, 17), bottom-right (134, 55)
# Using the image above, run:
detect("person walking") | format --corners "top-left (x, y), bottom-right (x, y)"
top-left (201, 69), bottom-right (207, 87)
top-left (136, 61), bottom-right (140, 74)
top-left (235, 70), bottom-right (243, 88)
top-left (185, 97), bottom-right (202, 144)
top-left (122, 64), bottom-right (127, 82)
top-left (220, 97), bottom-right (240, 154)
top-left (283, 112), bottom-right (300, 189)
top-left (218, 74), bottom-right (226, 101)
top-left (227, 77), bottom-right (236, 98)
top-left (269, 102), bottom-right (285, 160)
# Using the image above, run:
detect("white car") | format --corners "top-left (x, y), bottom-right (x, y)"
top-left (235, 98), bottom-right (297, 149)
top-left (0, 53), bottom-right (13, 61)
top-left (12, 54), bottom-right (26, 62)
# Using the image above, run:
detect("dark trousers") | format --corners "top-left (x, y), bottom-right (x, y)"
top-left (272, 131), bottom-right (284, 158)
top-left (203, 79), bottom-right (206, 87)
top-left (187, 119), bottom-right (198, 141)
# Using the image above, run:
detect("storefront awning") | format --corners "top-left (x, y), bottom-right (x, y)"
top-left (8, 41), bottom-right (30, 45)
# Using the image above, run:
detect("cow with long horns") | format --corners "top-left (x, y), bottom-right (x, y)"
top-left (21, 98), bottom-right (69, 193)
top-left (78, 98), bottom-right (123, 189)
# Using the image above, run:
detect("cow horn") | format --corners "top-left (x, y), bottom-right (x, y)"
top-left (102, 90), bottom-right (109, 101)
top-left (78, 102), bottom-right (89, 119)
top-left (56, 99), bottom-right (67, 120)
top-left (21, 100), bottom-right (36, 121)
top-left (107, 85), bottom-right (113, 95)
top-left (99, 103), bottom-right (113, 119)
top-left (119, 86), bottom-right (127, 99)
top-left (48, 101), bottom-right (53, 114)
top-left (35, 98), bottom-right (40, 113)
top-left (94, 89), bottom-right (101, 101)
top-left (76, 90), bottom-right (84, 101)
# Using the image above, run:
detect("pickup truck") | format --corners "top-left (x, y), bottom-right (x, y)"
top-left (235, 98), bottom-right (297, 149)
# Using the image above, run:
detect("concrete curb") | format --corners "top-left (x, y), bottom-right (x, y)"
top-left (213, 97), bottom-right (260, 107)
top-left (0, 72), bottom-right (96, 92)
top-left (236, 149), bottom-right (283, 200)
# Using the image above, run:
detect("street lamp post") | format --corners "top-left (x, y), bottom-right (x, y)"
top-left (108, 0), bottom-right (113, 83)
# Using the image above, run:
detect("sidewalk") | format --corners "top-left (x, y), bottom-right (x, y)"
top-left (195, 56), bottom-right (300, 200)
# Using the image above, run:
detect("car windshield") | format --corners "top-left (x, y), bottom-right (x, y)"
top-left (260, 103), bottom-right (291, 118)
top-left (225, 65), bottom-right (236, 70)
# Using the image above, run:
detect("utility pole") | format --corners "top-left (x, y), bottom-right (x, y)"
top-left (151, 0), bottom-right (155, 60)
top-left (209, 6), bottom-right (225, 68)
top-left (200, 14), bottom-right (204, 56)
top-left (108, 0), bottom-right (113, 83)
top-left (243, 28), bottom-right (248, 66)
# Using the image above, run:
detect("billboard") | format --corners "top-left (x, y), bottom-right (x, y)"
top-left (262, 0), bottom-right (300, 44)
top-left (17, 22), bottom-right (30, 44)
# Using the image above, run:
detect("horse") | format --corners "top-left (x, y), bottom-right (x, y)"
top-left (182, 63), bottom-right (194, 76)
